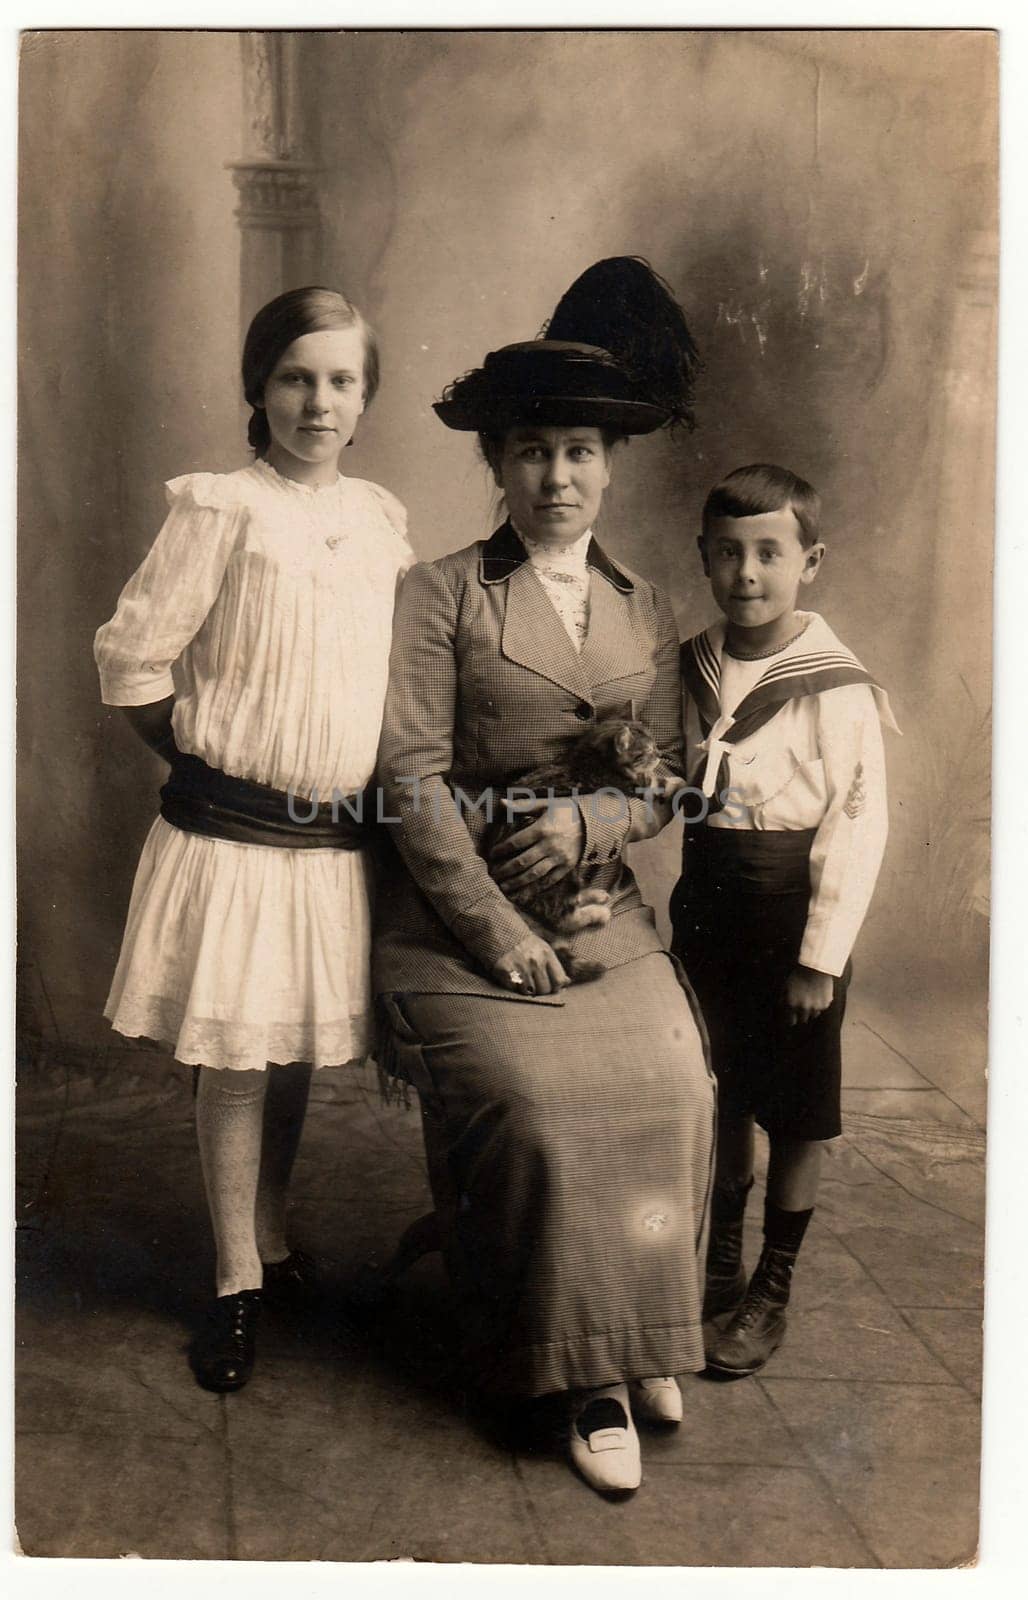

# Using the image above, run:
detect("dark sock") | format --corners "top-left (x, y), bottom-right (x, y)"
top-left (711, 1175), bottom-right (754, 1226)
top-left (763, 1199), bottom-right (814, 1255)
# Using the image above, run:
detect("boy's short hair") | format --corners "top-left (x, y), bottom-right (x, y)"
top-left (701, 464), bottom-right (822, 549)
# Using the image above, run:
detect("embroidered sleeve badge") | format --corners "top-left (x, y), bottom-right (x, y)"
top-left (843, 761), bottom-right (866, 819)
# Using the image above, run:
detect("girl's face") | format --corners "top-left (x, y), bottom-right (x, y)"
top-left (494, 426), bottom-right (612, 547)
top-left (261, 327), bottom-right (367, 485)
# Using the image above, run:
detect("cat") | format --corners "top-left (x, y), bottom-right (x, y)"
top-left (483, 718), bottom-right (663, 983)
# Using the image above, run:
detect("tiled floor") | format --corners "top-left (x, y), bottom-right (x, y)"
top-left (15, 987), bottom-right (985, 1566)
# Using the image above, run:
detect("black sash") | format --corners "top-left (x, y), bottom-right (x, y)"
top-left (160, 751), bottom-right (370, 850)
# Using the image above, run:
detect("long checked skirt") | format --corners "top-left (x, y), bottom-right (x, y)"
top-left (379, 952), bottom-right (716, 1398)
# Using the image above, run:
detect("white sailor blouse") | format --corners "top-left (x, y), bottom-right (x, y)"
top-left (679, 611), bottom-right (900, 980)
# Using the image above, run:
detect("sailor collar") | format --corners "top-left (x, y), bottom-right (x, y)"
top-left (681, 612), bottom-right (900, 797)
top-left (479, 519), bottom-right (634, 594)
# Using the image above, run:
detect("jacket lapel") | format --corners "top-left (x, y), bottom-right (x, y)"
top-left (500, 562), bottom-right (594, 699)
top-left (483, 522), bottom-right (643, 703)
top-left (482, 524), bottom-right (591, 698)
top-left (579, 570), bottom-right (650, 690)
top-left (480, 519), bottom-right (531, 584)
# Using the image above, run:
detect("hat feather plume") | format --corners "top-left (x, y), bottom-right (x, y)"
top-left (544, 256), bottom-right (701, 431)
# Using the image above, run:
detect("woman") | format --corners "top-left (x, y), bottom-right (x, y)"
top-left (374, 259), bottom-right (714, 1494)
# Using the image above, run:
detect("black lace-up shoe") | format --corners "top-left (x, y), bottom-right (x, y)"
top-left (194, 1290), bottom-right (261, 1392)
top-left (704, 1245), bottom-right (794, 1378)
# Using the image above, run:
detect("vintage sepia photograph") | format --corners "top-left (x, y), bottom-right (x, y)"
top-left (15, 22), bottom-right (997, 1571)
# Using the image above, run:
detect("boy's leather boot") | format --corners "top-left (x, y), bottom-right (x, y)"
top-left (702, 1176), bottom-right (753, 1320)
top-left (704, 1243), bottom-right (794, 1376)
top-left (704, 1202), bottom-right (813, 1378)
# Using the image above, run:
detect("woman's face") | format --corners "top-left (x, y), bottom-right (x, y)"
top-left (494, 426), bottom-right (612, 546)
top-left (262, 327), bottom-right (367, 485)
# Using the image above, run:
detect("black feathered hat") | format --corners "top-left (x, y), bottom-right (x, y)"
top-left (433, 257), bottom-right (700, 435)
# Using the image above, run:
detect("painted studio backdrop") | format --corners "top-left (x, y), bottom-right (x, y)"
top-left (16, 29), bottom-right (995, 1565)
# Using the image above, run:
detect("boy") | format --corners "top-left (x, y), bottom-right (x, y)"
top-left (671, 463), bottom-right (899, 1378)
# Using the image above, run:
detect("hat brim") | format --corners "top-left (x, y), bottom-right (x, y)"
top-left (433, 339), bottom-right (672, 435)
top-left (433, 395), bottom-right (669, 435)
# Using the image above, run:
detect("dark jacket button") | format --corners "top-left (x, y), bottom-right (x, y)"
top-left (574, 702), bottom-right (593, 720)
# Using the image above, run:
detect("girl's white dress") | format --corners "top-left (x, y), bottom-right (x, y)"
top-left (94, 457), bottom-right (414, 1072)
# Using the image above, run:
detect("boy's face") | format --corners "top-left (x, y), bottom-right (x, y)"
top-left (699, 509), bottom-right (824, 632)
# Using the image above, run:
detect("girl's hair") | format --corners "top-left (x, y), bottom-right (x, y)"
top-left (701, 463), bottom-right (822, 549)
top-left (242, 286), bottom-right (380, 456)
top-left (476, 426), bottom-right (625, 476)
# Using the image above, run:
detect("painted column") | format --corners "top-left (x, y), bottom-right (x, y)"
top-left (227, 33), bottom-right (321, 330)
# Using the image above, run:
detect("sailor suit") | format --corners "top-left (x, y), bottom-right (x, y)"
top-left (671, 611), bottom-right (899, 1139)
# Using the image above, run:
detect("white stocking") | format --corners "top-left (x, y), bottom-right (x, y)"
top-left (195, 1067), bottom-right (267, 1297)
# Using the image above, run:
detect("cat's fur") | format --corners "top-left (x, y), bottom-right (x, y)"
top-left (483, 718), bottom-right (663, 983)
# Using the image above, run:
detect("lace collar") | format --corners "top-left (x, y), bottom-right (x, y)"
top-left (516, 525), bottom-right (593, 576)
top-left (253, 456), bottom-right (343, 498)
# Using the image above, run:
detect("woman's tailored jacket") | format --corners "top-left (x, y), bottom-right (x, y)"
top-left (373, 520), bottom-right (684, 1003)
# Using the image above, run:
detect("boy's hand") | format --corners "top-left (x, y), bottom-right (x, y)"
top-left (785, 965), bottom-right (834, 1026)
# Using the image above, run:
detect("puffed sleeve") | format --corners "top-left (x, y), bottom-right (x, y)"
top-left (800, 683), bottom-right (890, 977)
top-left (378, 560), bottom-right (533, 972)
top-left (93, 474), bottom-right (247, 706)
top-left (366, 480), bottom-right (416, 581)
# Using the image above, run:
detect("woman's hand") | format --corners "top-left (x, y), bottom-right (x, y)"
top-left (785, 965), bottom-right (834, 1026)
top-left (491, 934), bottom-right (570, 996)
top-left (490, 795), bottom-right (584, 897)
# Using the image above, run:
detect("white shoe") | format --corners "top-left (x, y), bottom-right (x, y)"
top-left (568, 1382), bottom-right (642, 1494)
top-left (631, 1376), bottom-right (683, 1425)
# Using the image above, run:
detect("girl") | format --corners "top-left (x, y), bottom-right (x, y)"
top-left (94, 286), bottom-right (413, 1392)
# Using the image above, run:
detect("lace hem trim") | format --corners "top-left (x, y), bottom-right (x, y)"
top-left (106, 994), bottom-right (372, 1072)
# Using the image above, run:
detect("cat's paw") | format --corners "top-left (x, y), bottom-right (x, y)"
top-left (572, 888), bottom-right (612, 908)
top-left (554, 948), bottom-right (606, 984)
top-left (560, 896), bottom-right (613, 932)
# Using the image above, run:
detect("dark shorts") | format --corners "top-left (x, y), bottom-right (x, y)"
top-left (670, 826), bottom-right (848, 1143)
